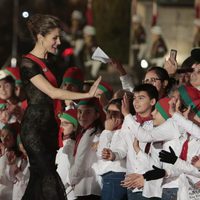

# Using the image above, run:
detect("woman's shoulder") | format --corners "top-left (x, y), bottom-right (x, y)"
top-left (20, 56), bottom-right (42, 79)
top-left (20, 56), bottom-right (38, 69)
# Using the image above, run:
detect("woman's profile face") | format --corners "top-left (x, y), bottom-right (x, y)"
top-left (41, 28), bottom-right (61, 55)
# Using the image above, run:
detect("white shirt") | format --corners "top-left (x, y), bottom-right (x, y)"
top-left (69, 128), bottom-right (101, 197)
top-left (113, 118), bottom-right (153, 174)
top-left (113, 118), bottom-right (153, 193)
top-left (172, 113), bottom-right (200, 139)
top-left (121, 114), bottom-right (182, 197)
top-left (8, 158), bottom-right (30, 200)
top-left (92, 129), bottom-right (126, 176)
top-left (0, 153), bottom-right (13, 200)
top-left (56, 139), bottom-right (75, 200)
top-left (122, 114), bottom-right (181, 142)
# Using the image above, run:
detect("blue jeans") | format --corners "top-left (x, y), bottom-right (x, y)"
top-left (128, 190), bottom-right (161, 200)
top-left (101, 171), bottom-right (127, 200)
top-left (162, 188), bottom-right (178, 200)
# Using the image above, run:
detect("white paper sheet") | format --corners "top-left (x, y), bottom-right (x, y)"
top-left (91, 47), bottom-right (111, 64)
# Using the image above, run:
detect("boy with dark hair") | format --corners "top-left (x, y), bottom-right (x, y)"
top-left (121, 97), bottom-right (182, 200)
top-left (102, 84), bottom-right (159, 200)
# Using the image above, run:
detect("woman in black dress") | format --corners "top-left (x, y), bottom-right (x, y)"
top-left (20, 14), bottom-right (101, 200)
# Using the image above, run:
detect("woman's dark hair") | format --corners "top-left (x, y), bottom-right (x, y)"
top-left (27, 14), bottom-right (61, 41)
top-left (147, 66), bottom-right (174, 95)
top-left (147, 66), bottom-right (169, 82)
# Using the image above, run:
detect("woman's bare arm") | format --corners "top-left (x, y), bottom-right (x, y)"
top-left (30, 74), bottom-right (101, 100)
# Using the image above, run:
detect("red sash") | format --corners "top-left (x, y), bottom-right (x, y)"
top-left (24, 54), bottom-right (62, 123)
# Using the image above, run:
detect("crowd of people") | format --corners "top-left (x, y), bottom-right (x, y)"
top-left (0, 12), bottom-right (199, 200)
top-left (55, 10), bottom-right (102, 79)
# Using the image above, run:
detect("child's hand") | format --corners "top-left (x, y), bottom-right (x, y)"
top-left (91, 142), bottom-right (99, 151)
top-left (8, 105), bottom-right (24, 122)
top-left (121, 173), bottom-right (144, 189)
top-left (0, 109), bottom-right (10, 124)
top-left (133, 138), bottom-right (140, 154)
top-left (105, 118), bottom-right (121, 131)
top-left (182, 106), bottom-right (191, 119)
top-left (164, 58), bottom-right (178, 76)
top-left (191, 155), bottom-right (200, 169)
top-left (168, 98), bottom-right (178, 116)
top-left (65, 100), bottom-right (73, 107)
top-left (194, 181), bottom-right (200, 189)
top-left (121, 93), bottom-right (130, 117)
top-left (6, 151), bottom-right (16, 165)
top-left (13, 164), bottom-right (21, 175)
top-left (102, 148), bottom-right (115, 161)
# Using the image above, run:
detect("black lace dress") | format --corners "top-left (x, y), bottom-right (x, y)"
top-left (20, 57), bottom-right (67, 200)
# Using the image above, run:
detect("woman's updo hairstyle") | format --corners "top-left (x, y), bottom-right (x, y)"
top-left (27, 14), bottom-right (61, 41)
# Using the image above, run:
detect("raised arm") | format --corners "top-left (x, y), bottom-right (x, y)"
top-left (172, 113), bottom-right (200, 139)
top-left (30, 75), bottom-right (101, 100)
top-left (110, 59), bottom-right (134, 92)
top-left (168, 98), bottom-right (200, 138)
top-left (121, 94), bottom-right (180, 143)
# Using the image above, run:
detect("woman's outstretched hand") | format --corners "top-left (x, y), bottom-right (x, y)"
top-left (88, 76), bottom-right (102, 97)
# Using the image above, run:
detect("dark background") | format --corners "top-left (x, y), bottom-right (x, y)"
top-left (0, 0), bottom-right (194, 67)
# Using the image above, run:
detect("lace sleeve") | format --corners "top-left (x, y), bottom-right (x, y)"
top-left (20, 57), bottom-right (41, 83)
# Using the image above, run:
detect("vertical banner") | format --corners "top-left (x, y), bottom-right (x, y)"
top-left (85, 0), bottom-right (93, 25)
top-left (129, 0), bottom-right (138, 67)
top-left (195, 0), bottom-right (200, 19)
top-left (132, 0), bottom-right (137, 15)
top-left (193, 0), bottom-right (200, 47)
top-left (11, 0), bottom-right (19, 67)
top-left (152, 0), bottom-right (158, 27)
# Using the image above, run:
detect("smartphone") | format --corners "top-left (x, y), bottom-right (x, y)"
top-left (170, 49), bottom-right (177, 61)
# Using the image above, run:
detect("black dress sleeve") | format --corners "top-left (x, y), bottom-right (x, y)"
top-left (20, 57), bottom-right (41, 82)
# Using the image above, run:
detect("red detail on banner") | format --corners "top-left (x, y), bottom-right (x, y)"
top-left (152, 0), bottom-right (158, 26)
top-left (86, 0), bottom-right (93, 25)
top-left (195, 4), bottom-right (200, 18)
top-left (132, 0), bottom-right (137, 15)
top-left (152, 15), bottom-right (158, 26)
